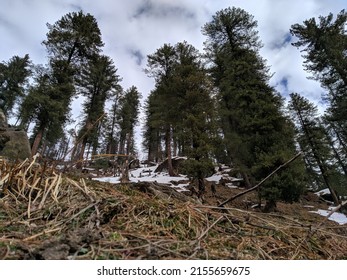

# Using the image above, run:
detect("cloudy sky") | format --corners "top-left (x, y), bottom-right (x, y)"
top-left (1, 0), bottom-right (346, 153)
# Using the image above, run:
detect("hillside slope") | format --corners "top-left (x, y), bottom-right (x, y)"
top-left (1, 158), bottom-right (347, 260)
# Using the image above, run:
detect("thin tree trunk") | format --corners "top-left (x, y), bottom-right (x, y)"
top-left (173, 135), bottom-right (177, 157)
top-left (92, 123), bottom-right (101, 156)
top-left (165, 126), bottom-right (174, 176)
top-left (147, 144), bottom-right (153, 162)
top-left (118, 133), bottom-right (125, 155)
top-left (108, 124), bottom-right (116, 154)
top-left (76, 138), bottom-right (87, 169)
top-left (126, 131), bottom-right (132, 155)
top-left (242, 172), bottom-right (252, 188)
top-left (120, 156), bottom-right (129, 183)
top-left (59, 136), bottom-right (70, 161)
top-left (86, 143), bottom-right (92, 161)
top-left (41, 140), bottom-right (47, 157)
top-left (302, 152), bottom-right (324, 188)
top-left (31, 126), bottom-right (45, 156)
top-left (156, 130), bottom-right (161, 162)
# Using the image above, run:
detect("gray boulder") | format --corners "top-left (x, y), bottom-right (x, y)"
top-left (0, 108), bottom-right (31, 160)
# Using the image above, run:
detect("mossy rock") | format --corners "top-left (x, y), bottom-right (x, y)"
top-left (0, 128), bottom-right (31, 160)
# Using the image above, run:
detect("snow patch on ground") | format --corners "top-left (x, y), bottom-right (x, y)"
top-left (205, 174), bottom-right (222, 183)
top-left (95, 164), bottom-right (232, 191)
top-left (94, 163), bottom-right (242, 191)
top-left (310, 208), bottom-right (347, 225)
top-left (314, 188), bottom-right (330, 196)
top-left (226, 183), bottom-right (239, 189)
top-left (310, 189), bottom-right (347, 224)
top-left (94, 165), bottom-right (189, 190)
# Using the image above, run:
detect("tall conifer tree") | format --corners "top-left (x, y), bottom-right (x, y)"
top-left (144, 42), bottom-right (216, 180)
top-left (290, 10), bottom-right (347, 151)
top-left (75, 54), bottom-right (121, 166)
top-left (117, 86), bottom-right (141, 156)
top-left (203, 7), bottom-right (306, 209)
top-left (21, 11), bottom-right (104, 155)
top-left (288, 93), bottom-right (340, 204)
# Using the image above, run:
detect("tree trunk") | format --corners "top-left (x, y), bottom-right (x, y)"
top-left (41, 140), bottom-right (47, 157)
top-left (147, 144), bottom-right (153, 162)
top-left (155, 130), bottom-right (161, 162)
top-left (59, 136), bottom-right (70, 161)
top-left (120, 156), bottom-right (130, 183)
top-left (118, 134), bottom-right (125, 155)
top-left (241, 171), bottom-right (252, 188)
top-left (302, 154), bottom-right (324, 189)
top-left (126, 131), bottom-right (132, 155)
top-left (173, 136), bottom-right (177, 157)
top-left (165, 126), bottom-right (175, 176)
top-left (92, 122), bottom-right (102, 156)
top-left (31, 126), bottom-right (45, 156)
top-left (76, 138), bottom-right (87, 169)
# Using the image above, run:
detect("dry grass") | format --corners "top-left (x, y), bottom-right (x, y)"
top-left (1, 156), bottom-right (347, 260)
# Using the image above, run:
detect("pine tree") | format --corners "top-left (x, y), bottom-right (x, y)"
top-left (142, 90), bottom-right (163, 162)
top-left (288, 93), bottom-right (339, 204)
top-left (18, 65), bottom-right (66, 154)
top-left (113, 86), bottom-right (141, 183)
top-left (290, 10), bottom-right (347, 149)
top-left (323, 117), bottom-right (347, 177)
top-left (102, 91), bottom-right (122, 156)
top-left (0, 54), bottom-right (31, 117)
top-left (144, 42), bottom-right (216, 180)
top-left (116, 86), bottom-right (141, 156)
top-left (75, 54), bottom-right (121, 167)
top-left (169, 42), bottom-right (216, 185)
top-left (145, 44), bottom-right (177, 175)
top-left (24, 11), bottom-right (104, 155)
top-left (203, 7), bottom-right (306, 209)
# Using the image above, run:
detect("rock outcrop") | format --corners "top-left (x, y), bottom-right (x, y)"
top-left (0, 109), bottom-right (31, 160)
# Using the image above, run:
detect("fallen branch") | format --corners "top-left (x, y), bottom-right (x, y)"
top-left (218, 152), bottom-right (302, 207)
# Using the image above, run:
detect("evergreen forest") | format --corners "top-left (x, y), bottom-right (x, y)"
top-left (1, 7), bottom-right (347, 209)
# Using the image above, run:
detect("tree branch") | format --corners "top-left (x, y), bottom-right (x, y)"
top-left (218, 152), bottom-right (303, 207)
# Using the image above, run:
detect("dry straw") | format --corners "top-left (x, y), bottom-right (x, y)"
top-left (0, 156), bottom-right (347, 259)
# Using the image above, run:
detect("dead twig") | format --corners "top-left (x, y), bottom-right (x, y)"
top-left (197, 215), bottom-right (224, 241)
top-left (23, 227), bottom-right (62, 241)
